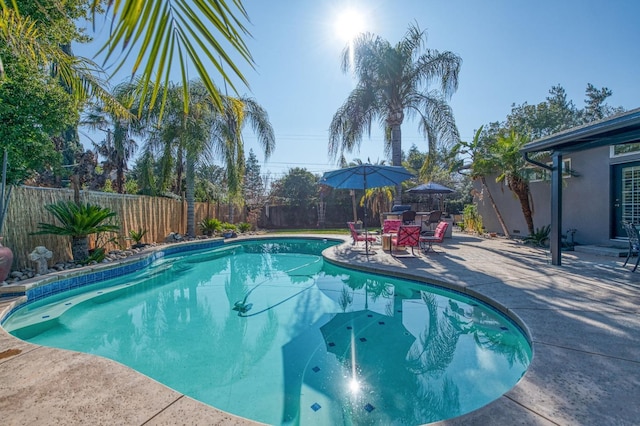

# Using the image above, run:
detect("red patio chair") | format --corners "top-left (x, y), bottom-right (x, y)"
top-left (347, 222), bottom-right (377, 247)
top-left (419, 221), bottom-right (449, 254)
top-left (391, 225), bottom-right (421, 256)
top-left (383, 219), bottom-right (402, 235)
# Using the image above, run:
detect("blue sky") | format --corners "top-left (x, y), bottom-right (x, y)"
top-left (76, 0), bottom-right (640, 182)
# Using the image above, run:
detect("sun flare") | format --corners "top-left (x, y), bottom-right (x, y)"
top-left (334, 8), bottom-right (365, 42)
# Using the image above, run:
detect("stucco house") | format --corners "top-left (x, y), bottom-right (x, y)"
top-left (474, 107), bottom-right (640, 265)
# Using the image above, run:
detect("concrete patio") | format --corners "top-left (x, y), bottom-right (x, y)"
top-left (1, 232), bottom-right (639, 425)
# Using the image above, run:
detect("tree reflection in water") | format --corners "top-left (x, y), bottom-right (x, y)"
top-left (10, 239), bottom-right (529, 425)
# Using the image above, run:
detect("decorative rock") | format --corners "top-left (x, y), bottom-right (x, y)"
top-left (165, 232), bottom-right (184, 243)
top-left (29, 246), bottom-right (53, 275)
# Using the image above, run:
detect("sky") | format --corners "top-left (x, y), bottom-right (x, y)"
top-left (75, 0), bottom-right (640, 184)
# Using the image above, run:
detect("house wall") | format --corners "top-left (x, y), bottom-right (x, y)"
top-left (476, 146), bottom-right (640, 246)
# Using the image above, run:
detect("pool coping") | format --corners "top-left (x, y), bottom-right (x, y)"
top-left (1, 233), bottom-right (639, 425)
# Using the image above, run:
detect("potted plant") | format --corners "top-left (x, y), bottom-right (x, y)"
top-left (220, 222), bottom-right (237, 238)
top-left (127, 228), bottom-right (148, 249)
top-left (33, 201), bottom-right (119, 263)
top-left (0, 150), bottom-right (13, 282)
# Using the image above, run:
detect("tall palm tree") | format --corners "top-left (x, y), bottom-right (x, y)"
top-left (143, 80), bottom-right (275, 237)
top-left (329, 23), bottom-right (461, 203)
top-left (83, 82), bottom-right (145, 193)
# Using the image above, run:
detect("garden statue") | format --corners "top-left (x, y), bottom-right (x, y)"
top-left (29, 246), bottom-right (52, 275)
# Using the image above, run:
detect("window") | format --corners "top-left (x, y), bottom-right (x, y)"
top-left (611, 142), bottom-right (640, 157)
top-left (527, 158), bottom-right (572, 182)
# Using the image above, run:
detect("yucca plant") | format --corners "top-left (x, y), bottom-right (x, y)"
top-left (33, 201), bottom-right (119, 262)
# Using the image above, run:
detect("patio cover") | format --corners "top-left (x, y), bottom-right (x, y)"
top-left (520, 107), bottom-right (640, 265)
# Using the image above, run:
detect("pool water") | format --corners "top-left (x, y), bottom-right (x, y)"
top-left (3, 239), bottom-right (531, 425)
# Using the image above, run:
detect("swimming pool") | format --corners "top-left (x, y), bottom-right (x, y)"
top-left (2, 238), bottom-right (531, 425)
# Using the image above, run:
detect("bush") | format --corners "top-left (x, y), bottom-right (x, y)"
top-left (524, 225), bottom-right (551, 247)
top-left (220, 222), bottom-right (237, 232)
top-left (462, 204), bottom-right (483, 234)
top-left (200, 217), bottom-right (222, 236)
top-left (238, 222), bottom-right (252, 233)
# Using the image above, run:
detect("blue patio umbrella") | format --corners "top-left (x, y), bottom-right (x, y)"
top-left (320, 164), bottom-right (414, 255)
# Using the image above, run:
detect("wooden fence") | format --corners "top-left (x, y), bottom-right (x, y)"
top-left (3, 186), bottom-right (241, 270)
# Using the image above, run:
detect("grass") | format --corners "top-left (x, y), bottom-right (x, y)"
top-left (265, 228), bottom-right (349, 235)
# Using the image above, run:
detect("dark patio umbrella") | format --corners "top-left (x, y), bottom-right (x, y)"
top-left (320, 164), bottom-right (414, 255)
top-left (405, 182), bottom-right (454, 195)
top-left (406, 182), bottom-right (454, 212)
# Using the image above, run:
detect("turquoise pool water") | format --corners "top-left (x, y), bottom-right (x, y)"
top-left (3, 238), bottom-right (531, 425)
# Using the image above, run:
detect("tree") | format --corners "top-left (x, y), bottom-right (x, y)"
top-left (505, 85), bottom-right (578, 141)
top-left (1, 0), bottom-right (254, 118)
top-left (244, 150), bottom-right (265, 204)
top-left (140, 80), bottom-right (274, 236)
top-left (328, 23), bottom-right (461, 203)
top-left (491, 130), bottom-right (534, 235)
top-left (243, 150), bottom-right (266, 228)
top-left (582, 83), bottom-right (624, 123)
top-left (0, 50), bottom-right (76, 185)
top-left (269, 168), bottom-right (318, 208)
top-left (454, 126), bottom-right (510, 237)
top-left (83, 81), bottom-right (145, 193)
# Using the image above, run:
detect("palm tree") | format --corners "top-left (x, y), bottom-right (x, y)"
top-left (83, 82), bottom-right (146, 193)
top-left (0, 7), bottom-right (129, 118)
top-left (454, 126), bottom-right (510, 237)
top-left (329, 23), bottom-right (461, 203)
top-left (492, 130), bottom-right (535, 235)
top-left (143, 80), bottom-right (275, 237)
top-left (1, 0), bottom-right (253, 118)
top-left (33, 201), bottom-right (119, 262)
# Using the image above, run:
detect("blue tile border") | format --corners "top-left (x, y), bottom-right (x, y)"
top-left (1, 236), bottom-right (342, 326)
top-left (0, 238), bottom-right (226, 324)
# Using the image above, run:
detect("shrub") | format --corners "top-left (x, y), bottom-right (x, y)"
top-left (524, 225), bottom-right (551, 247)
top-left (220, 222), bottom-right (237, 232)
top-left (127, 228), bottom-right (148, 248)
top-left (238, 222), bottom-right (252, 233)
top-left (200, 217), bottom-right (222, 236)
top-left (33, 201), bottom-right (119, 262)
top-left (462, 204), bottom-right (483, 234)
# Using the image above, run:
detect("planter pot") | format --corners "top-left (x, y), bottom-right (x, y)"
top-left (0, 241), bottom-right (14, 282)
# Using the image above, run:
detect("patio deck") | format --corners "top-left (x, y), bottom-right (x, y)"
top-left (1, 232), bottom-right (639, 425)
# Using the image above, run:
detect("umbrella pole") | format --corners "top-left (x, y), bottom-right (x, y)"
top-left (362, 173), bottom-right (376, 256)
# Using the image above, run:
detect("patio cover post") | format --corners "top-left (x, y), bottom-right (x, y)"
top-left (550, 153), bottom-right (563, 265)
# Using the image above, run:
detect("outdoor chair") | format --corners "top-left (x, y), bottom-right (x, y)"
top-left (402, 210), bottom-right (417, 224)
top-left (622, 221), bottom-right (640, 272)
top-left (420, 217), bottom-right (435, 237)
top-left (419, 221), bottom-right (449, 254)
top-left (347, 222), bottom-right (377, 247)
top-left (383, 219), bottom-right (402, 236)
top-left (391, 225), bottom-right (421, 256)
top-left (426, 210), bottom-right (442, 229)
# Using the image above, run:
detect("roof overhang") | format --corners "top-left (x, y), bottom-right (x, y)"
top-left (521, 107), bottom-right (640, 155)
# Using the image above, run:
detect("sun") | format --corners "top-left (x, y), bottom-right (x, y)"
top-left (334, 7), bottom-right (366, 43)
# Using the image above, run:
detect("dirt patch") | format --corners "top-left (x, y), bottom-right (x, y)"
top-left (0, 348), bottom-right (22, 359)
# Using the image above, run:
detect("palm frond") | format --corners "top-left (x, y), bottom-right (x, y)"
top-left (94, 0), bottom-right (253, 115)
